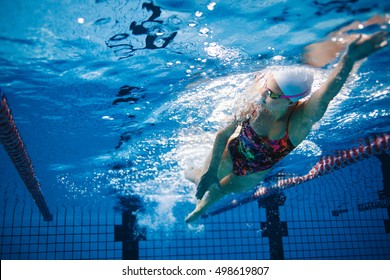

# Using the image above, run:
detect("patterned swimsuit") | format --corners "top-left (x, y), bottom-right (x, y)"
top-left (228, 117), bottom-right (295, 176)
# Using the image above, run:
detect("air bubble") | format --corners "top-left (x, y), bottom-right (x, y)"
top-left (199, 27), bottom-right (211, 36)
top-left (195, 11), bottom-right (203, 17)
top-left (155, 29), bottom-right (165, 36)
top-left (168, 15), bottom-right (183, 25)
top-left (207, 2), bottom-right (216, 10)
top-left (272, 55), bottom-right (284, 61)
top-left (188, 20), bottom-right (198, 27)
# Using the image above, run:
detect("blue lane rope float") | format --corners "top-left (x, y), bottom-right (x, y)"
top-left (202, 132), bottom-right (390, 218)
top-left (0, 91), bottom-right (53, 221)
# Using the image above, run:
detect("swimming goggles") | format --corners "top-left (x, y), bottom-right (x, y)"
top-left (265, 85), bottom-right (309, 100)
top-left (265, 85), bottom-right (287, 99)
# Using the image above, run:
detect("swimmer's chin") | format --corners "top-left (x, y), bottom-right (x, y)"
top-left (258, 102), bottom-right (267, 110)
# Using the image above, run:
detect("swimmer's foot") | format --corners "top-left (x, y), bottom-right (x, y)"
top-left (185, 184), bottom-right (226, 223)
top-left (185, 205), bottom-right (206, 223)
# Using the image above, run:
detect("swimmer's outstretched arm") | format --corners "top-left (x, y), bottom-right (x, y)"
top-left (296, 31), bottom-right (388, 141)
top-left (195, 118), bottom-right (239, 200)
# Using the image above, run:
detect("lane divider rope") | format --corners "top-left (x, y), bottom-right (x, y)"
top-left (0, 92), bottom-right (53, 221)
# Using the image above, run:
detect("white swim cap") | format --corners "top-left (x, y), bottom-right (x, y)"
top-left (272, 68), bottom-right (314, 102)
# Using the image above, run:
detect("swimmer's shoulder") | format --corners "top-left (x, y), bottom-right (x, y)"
top-left (288, 101), bottom-right (312, 146)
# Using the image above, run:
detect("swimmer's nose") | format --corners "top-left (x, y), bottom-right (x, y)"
top-left (256, 96), bottom-right (266, 105)
top-left (261, 92), bottom-right (267, 103)
top-left (260, 91), bottom-right (267, 103)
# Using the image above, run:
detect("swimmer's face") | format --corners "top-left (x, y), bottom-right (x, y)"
top-left (253, 74), bottom-right (294, 108)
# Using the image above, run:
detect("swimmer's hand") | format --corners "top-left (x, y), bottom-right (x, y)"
top-left (195, 171), bottom-right (219, 200)
top-left (347, 31), bottom-right (388, 62)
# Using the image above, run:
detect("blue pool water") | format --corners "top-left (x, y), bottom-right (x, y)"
top-left (1, 0), bottom-right (390, 259)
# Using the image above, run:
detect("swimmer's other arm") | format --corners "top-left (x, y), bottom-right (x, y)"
top-left (296, 31), bottom-right (388, 143)
top-left (196, 118), bottom-right (239, 200)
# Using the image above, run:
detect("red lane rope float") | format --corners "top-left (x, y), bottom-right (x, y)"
top-left (203, 132), bottom-right (390, 218)
top-left (0, 93), bottom-right (53, 221)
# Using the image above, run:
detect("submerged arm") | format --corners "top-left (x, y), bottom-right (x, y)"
top-left (196, 118), bottom-right (239, 199)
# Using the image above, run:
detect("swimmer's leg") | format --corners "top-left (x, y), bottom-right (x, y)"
top-left (184, 147), bottom-right (232, 185)
top-left (184, 152), bottom-right (212, 185)
top-left (184, 167), bottom-right (203, 185)
top-left (185, 183), bottom-right (225, 223)
top-left (185, 171), bottom-right (266, 223)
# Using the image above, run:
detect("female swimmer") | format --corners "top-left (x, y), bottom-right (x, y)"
top-left (185, 31), bottom-right (388, 223)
